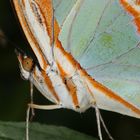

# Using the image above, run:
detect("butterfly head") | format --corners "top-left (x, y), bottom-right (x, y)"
top-left (15, 48), bottom-right (34, 80)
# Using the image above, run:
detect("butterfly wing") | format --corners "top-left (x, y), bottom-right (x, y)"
top-left (13, 0), bottom-right (61, 69)
top-left (13, 0), bottom-right (140, 118)
top-left (55, 0), bottom-right (140, 110)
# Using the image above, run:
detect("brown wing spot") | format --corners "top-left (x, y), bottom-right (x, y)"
top-left (22, 57), bottom-right (34, 72)
top-left (30, 1), bottom-right (44, 26)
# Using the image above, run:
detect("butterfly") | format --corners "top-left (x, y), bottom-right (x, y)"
top-left (12, 0), bottom-right (140, 139)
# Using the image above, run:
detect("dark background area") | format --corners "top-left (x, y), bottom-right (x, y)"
top-left (0, 1), bottom-right (140, 140)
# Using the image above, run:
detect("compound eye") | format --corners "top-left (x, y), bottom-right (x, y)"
top-left (22, 57), bottom-right (34, 72)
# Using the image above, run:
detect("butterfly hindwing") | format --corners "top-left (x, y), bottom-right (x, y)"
top-left (57, 0), bottom-right (140, 110)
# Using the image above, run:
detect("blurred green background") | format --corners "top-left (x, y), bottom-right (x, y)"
top-left (0, 1), bottom-right (140, 140)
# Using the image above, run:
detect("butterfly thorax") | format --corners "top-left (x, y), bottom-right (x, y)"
top-left (17, 51), bottom-right (94, 113)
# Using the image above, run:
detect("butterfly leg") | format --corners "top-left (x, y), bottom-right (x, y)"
top-left (28, 103), bottom-right (62, 110)
top-left (90, 95), bottom-right (114, 140)
top-left (98, 108), bottom-right (114, 140)
top-left (82, 79), bottom-right (113, 140)
top-left (30, 82), bottom-right (35, 121)
top-left (80, 80), bottom-right (103, 140)
top-left (93, 103), bottom-right (114, 140)
top-left (94, 104), bottom-right (103, 140)
top-left (26, 103), bottom-right (62, 140)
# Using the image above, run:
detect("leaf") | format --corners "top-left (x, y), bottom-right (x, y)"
top-left (0, 121), bottom-right (96, 140)
top-left (54, 0), bottom-right (140, 110)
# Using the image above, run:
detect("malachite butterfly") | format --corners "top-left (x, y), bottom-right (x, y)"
top-left (12, 0), bottom-right (140, 139)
